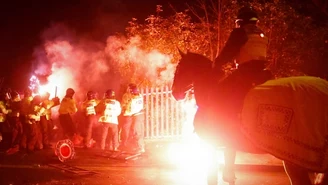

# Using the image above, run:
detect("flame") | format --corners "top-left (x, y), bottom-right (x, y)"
top-left (166, 93), bottom-right (225, 179)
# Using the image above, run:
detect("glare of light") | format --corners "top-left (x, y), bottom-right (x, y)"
top-left (260, 33), bottom-right (265, 38)
top-left (167, 134), bottom-right (225, 170)
top-left (28, 75), bottom-right (59, 98)
top-left (168, 92), bottom-right (225, 169)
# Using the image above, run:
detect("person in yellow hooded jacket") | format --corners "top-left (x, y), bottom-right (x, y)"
top-left (58, 88), bottom-right (78, 140)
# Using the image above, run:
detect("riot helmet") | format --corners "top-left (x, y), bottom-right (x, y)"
top-left (86, 91), bottom-right (96, 100)
top-left (66, 88), bottom-right (75, 98)
top-left (32, 95), bottom-right (42, 105)
top-left (10, 91), bottom-right (20, 100)
top-left (104, 89), bottom-right (115, 99)
top-left (127, 83), bottom-right (139, 95)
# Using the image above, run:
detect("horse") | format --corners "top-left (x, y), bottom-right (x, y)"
top-left (171, 50), bottom-right (328, 185)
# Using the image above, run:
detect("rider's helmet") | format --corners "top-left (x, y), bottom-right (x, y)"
top-left (235, 6), bottom-right (259, 27)
top-left (104, 89), bottom-right (115, 99)
top-left (127, 83), bottom-right (139, 95)
top-left (86, 91), bottom-right (96, 100)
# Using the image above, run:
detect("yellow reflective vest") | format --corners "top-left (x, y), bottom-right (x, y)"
top-left (81, 99), bottom-right (99, 116)
top-left (97, 99), bottom-right (121, 124)
top-left (0, 101), bottom-right (9, 122)
top-left (237, 24), bottom-right (268, 64)
top-left (122, 93), bottom-right (144, 116)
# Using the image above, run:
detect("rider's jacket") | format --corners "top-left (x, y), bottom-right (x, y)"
top-left (214, 24), bottom-right (268, 71)
top-left (122, 93), bottom-right (144, 116)
top-left (97, 99), bottom-right (121, 124)
top-left (82, 99), bottom-right (99, 116)
top-left (58, 96), bottom-right (78, 115)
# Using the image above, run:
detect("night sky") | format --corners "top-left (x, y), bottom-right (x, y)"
top-left (0, 0), bottom-right (326, 90)
top-left (0, 0), bottom-right (197, 90)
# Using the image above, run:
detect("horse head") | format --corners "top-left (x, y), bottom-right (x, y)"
top-left (171, 50), bottom-right (212, 101)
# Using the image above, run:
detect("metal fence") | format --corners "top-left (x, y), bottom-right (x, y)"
top-left (140, 86), bottom-right (187, 139)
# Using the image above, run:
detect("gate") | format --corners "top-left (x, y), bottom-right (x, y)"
top-left (140, 86), bottom-right (194, 139)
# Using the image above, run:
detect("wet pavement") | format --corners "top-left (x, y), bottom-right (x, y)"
top-left (0, 140), bottom-right (290, 185)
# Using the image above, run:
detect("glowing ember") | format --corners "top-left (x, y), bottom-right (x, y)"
top-left (28, 75), bottom-right (58, 98)
top-left (29, 75), bottom-right (40, 94)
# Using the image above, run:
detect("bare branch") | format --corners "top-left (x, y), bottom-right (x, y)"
top-left (312, 0), bottom-right (328, 16)
top-left (185, 3), bottom-right (204, 23)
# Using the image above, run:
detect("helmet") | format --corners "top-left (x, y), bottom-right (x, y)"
top-left (10, 91), bottom-right (20, 99)
top-left (127, 83), bottom-right (139, 95)
top-left (42, 92), bottom-right (50, 100)
top-left (236, 6), bottom-right (258, 25)
top-left (86, 91), bottom-right (96, 100)
top-left (104, 89), bottom-right (115, 99)
top-left (66, 88), bottom-right (75, 97)
top-left (24, 88), bottom-right (32, 98)
top-left (32, 95), bottom-right (42, 105)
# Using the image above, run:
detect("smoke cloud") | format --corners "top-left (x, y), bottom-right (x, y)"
top-left (32, 23), bottom-right (176, 101)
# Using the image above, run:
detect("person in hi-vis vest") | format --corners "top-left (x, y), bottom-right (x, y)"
top-left (97, 89), bottom-right (121, 151)
top-left (81, 91), bottom-right (100, 148)
top-left (119, 83), bottom-right (145, 153)
top-left (58, 88), bottom-right (78, 140)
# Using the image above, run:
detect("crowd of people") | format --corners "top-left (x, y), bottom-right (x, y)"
top-left (0, 83), bottom-right (145, 155)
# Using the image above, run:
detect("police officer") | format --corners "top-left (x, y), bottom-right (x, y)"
top-left (26, 95), bottom-right (44, 152)
top-left (97, 89), bottom-right (121, 151)
top-left (39, 92), bottom-right (60, 149)
top-left (0, 92), bottom-right (10, 147)
top-left (81, 91), bottom-right (99, 148)
top-left (6, 91), bottom-right (22, 155)
top-left (120, 83), bottom-right (145, 153)
top-left (212, 6), bottom-right (273, 184)
top-left (19, 89), bottom-right (33, 150)
top-left (58, 88), bottom-right (78, 140)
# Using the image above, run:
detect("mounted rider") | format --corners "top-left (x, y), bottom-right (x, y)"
top-left (214, 6), bottom-right (272, 98)
top-left (212, 6), bottom-right (273, 184)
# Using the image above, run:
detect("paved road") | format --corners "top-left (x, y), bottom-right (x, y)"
top-left (0, 141), bottom-right (290, 185)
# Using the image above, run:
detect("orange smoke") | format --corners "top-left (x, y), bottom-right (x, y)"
top-left (32, 24), bottom-right (176, 100)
